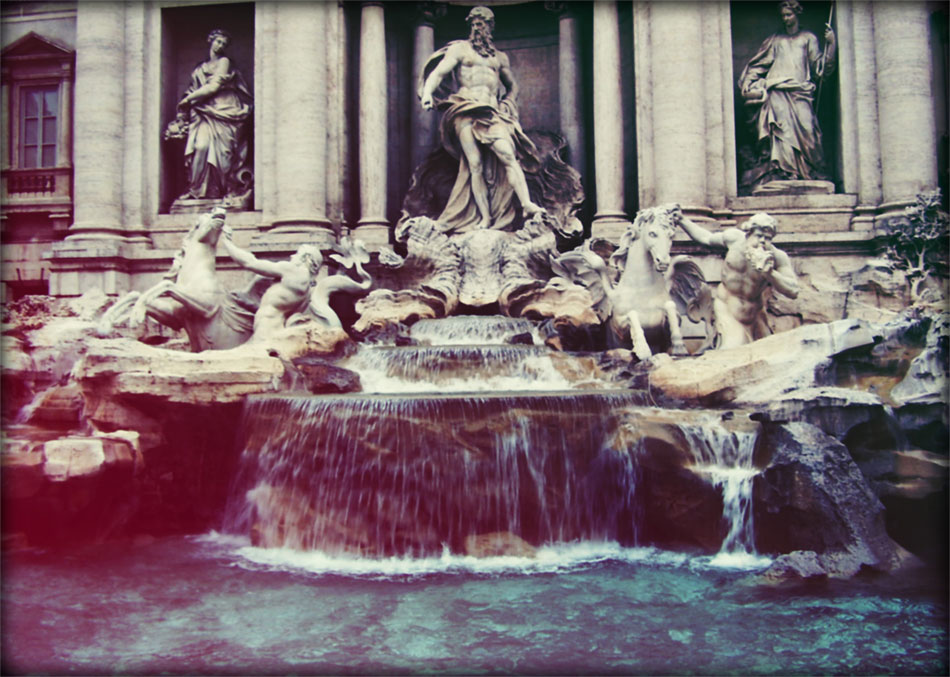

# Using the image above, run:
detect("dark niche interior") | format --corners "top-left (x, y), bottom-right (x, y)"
top-left (159, 3), bottom-right (255, 213)
top-left (730, 0), bottom-right (839, 196)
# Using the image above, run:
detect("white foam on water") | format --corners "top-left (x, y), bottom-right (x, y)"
top-left (199, 532), bottom-right (769, 579)
top-left (346, 349), bottom-right (576, 394)
top-left (706, 550), bottom-right (773, 570)
top-left (410, 316), bottom-right (542, 346)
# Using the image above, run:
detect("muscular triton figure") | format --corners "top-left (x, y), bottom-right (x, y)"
top-left (675, 209), bottom-right (800, 349)
top-left (419, 6), bottom-right (544, 232)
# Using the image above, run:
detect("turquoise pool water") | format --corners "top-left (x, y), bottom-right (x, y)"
top-left (2, 534), bottom-right (946, 675)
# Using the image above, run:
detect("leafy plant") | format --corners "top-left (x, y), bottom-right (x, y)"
top-left (881, 189), bottom-right (949, 304)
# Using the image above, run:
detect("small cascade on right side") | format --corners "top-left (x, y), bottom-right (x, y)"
top-left (679, 423), bottom-right (768, 567)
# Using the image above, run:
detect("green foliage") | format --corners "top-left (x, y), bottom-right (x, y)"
top-left (882, 189), bottom-right (949, 302)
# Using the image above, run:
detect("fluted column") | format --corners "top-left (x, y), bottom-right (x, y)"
top-left (650, 2), bottom-right (708, 215)
top-left (874, 2), bottom-right (938, 209)
top-left (67, 1), bottom-right (126, 240)
top-left (271, 2), bottom-right (332, 241)
top-left (410, 2), bottom-right (444, 173)
top-left (355, 1), bottom-right (390, 247)
top-left (591, 0), bottom-right (628, 240)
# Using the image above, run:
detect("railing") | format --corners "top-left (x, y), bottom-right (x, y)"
top-left (1, 167), bottom-right (72, 208)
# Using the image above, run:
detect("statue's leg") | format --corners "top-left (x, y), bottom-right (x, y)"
top-left (492, 137), bottom-right (543, 216)
top-left (712, 297), bottom-right (753, 349)
top-left (752, 312), bottom-right (773, 341)
top-left (96, 291), bottom-right (142, 336)
top-left (158, 285), bottom-right (218, 319)
top-left (624, 310), bottom-right (653, 361)
top-left (458, 122), bottom-right (492, 229)
top-left (664, 300), bottom-right (689, 356)
top-left (142, 296), bottom-right (186, 332)
top-left (130, 281), bottom-right (176, 327)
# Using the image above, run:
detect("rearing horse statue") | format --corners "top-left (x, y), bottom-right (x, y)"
top-left (552, 204), bottom-right (713, 359)
top-left (98, 207), bottom-right (254, 351)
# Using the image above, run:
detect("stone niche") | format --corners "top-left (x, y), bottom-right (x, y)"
top-left (381, 1), bottom-right (630, 230)
top-left (159, 2), bottom-right (255, 214)
top-left (730, 0), bottom-right (839, 196)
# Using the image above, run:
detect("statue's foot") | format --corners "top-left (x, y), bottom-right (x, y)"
top-left (474, 218), bottom-right (492, 230)
top-left (523, 201), bottom-right (545, 217)
top-left (631, 340), bottom-right (653, 362)
top-left (671, 341), bottom-right (689, 357)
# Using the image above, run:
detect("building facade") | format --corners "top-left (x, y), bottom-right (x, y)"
top-left (2, 0), bottom-right (947, 322)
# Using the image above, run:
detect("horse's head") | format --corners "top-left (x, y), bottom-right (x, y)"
top-left (613, 205), bottom-right (677, 273)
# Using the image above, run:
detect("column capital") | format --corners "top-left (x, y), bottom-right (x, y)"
top-left (414, 1), bottom-right (446, 27)
top-left (544, 2), bottom-right (576, 19)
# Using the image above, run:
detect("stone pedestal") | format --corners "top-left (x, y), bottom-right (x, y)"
top-left (752, 180), bottom-right (836, 197)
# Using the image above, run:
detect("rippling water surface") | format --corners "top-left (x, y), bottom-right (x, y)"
top-left (3, 534), bottom-right (946, 675)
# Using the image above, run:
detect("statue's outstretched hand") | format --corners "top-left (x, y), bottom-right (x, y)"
top-left (824, 24), bottom-right (836, 44)
top-left (420, 93), bottom-right (434, 111)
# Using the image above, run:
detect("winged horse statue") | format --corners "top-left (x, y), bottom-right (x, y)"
top-left (551, 204), bottom-right (714, 360)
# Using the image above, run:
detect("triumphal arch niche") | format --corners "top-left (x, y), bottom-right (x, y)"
top-left (159, 2), bottom-right (255, 215)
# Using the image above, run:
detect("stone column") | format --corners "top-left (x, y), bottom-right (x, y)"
top-left (410, 2), bottom-right (444, 173)
top-left (355, 1), bottom-right (390, 247)
top-left (873, 2), bottom-right (938, 210)
top-left (326, 1), bottom-right (348, 228)
top-left (547, 2), bottom-right (585, 178)
top-left (591, 0), bottom-right (628, 240)
top-left (270, 2), bottom-right (333, 244)
top-left (649, 2), bottom-right (708, 216)
top-left (66, 1), bottom-right (126, 240)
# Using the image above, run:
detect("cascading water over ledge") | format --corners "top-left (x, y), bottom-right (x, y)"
top-left (224, 390), bottom-right (765, 559)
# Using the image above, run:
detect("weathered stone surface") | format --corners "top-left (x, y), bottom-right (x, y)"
top-left (42, 436), bottom-right (139, 481)
top-left (891, 312), bottom-right (949, 406)
top-left (23, 383), bottom-right (85, 428)
top-left (464, 532), bottom-right (537, 558)
top-left (74, 338), bottom-right (286, 405)
top-left (291, 358), bottom-right (362, 394)
top-left (2, 431), bottom-right (143, 547)
top-left (753, 422), bottom-right (907, 575)
top-left (759, 550), bottom-right (828, 582)
top-left (646, 319), bottom-right (876, 406)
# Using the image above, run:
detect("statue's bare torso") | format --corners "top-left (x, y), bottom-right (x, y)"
top-left (452, 43), bottom-right (505, 105)
top-left (720, 239), bottom-right (774, 325)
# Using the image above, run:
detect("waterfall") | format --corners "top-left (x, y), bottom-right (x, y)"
top-left (224, 315), bottom-right (765, 563)
top-left (224, 392), bottom-right (642, 557)
top-left (342, 345), bottom-right (577, 393)
top-left (680, 424), bottom-right (760, 557)
top-left (409, 315), bottom-right (541, 346)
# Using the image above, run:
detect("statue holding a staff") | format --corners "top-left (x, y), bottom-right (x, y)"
top-left (738, 0), bottom-right (836, 193)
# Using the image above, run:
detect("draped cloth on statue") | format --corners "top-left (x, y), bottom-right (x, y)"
top-left (183, 60), bottom-right (253, 200)
top-left (419, 42), bottom-right (541, 234)
top-left (738, 31), bottom-right (829, 186)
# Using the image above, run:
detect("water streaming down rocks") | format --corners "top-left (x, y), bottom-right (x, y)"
top-left (224, 316), bottom-right (770, 558)
top-left (681, 424), bottom-right (759, 557)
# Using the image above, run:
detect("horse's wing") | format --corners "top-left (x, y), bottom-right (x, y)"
top-left (668, 257), bottom-right (708, 318)
top-left (669, 256), bottom-right (717, 352)
top-left (551, 246), bottom-right (612, 320)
